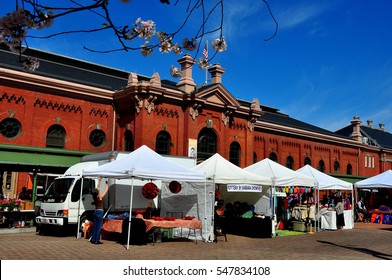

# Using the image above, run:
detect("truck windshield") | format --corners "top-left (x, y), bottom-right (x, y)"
top-left (43, 178), bottom-right (75, 202)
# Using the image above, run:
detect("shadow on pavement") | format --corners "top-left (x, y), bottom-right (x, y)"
top-left (317, 240), bottom-right (392, 260)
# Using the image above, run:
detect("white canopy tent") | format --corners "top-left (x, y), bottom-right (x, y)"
top-left (297, 165), bottom-right (354, 230)
top-left (244, 158), bottom-right (317, 234)
top-left (188, 153), bottom-right (273, 240)
top-left (245, 159), bottom-right (317, 187)
top-left (192, 153), bottom-right (273, 185)
top-left (354, 170), bottom-right (392, 218)
top-left (354, 170), bottom-right (392, 189)
top-left (297, 165), bottom-right (353, 191)
top-left (82, 145), bottom-right (206, 250)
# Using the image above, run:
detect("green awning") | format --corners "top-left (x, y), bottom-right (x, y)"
top-left (0, 144), bottom-right (93, 171)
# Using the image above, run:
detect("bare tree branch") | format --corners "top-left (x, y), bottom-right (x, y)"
top-left (1, 0), bottom-right (278, 73)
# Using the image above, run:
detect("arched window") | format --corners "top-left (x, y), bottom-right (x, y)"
top-left (304, 157), bottom-right (311, 166)
top-left (124, 130), bottom-right (134, 152)
top-left (46, 124), bottom-right (66, 149)
top-left (317, 160), bottom-right (326, 172)
top-left (286, 156), bottom-right (294, 170)
top-left (346, 164), bottom-right (353, 175)
top-left (269, 152), bottom-right (277, 162)
top-left (155, 130), bottom-right (171, 155)
top-left (197, 128), bottom-right (217, 162)
top-left (89, 129), bottom-right (106, 147)
top-left (334, 161), bottom-right (340, 172)
top-left (229, 142), bottom-right (241, 166)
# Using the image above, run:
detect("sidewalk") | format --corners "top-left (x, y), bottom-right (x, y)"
top-left (1, 222), bottom-right (391, 260)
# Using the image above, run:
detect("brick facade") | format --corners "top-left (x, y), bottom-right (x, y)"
top-left (1, 47), bottom-right (391, 197)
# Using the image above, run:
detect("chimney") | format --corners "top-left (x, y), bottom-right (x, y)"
top-left (176, 54), bottom-right (196, 94)
top-left (367, 119), bottom-right (373, 128)
top-left (351, 116), bottom-right (362, 143)
top-left (379, 122), bottom-right (385, 131)
top-left (208, 63), bottom-right (225, 84)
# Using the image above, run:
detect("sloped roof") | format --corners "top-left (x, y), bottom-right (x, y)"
top-left (335, 124), bottom-right (392, 149)
top-left (361, 126), bottom-right (392, 149)
top-left (239, 99), bottom-right (346, 138)
top-left (260, 111), bottom-right (342, 137)
top-left (0, 44), bottom-right (129, 91)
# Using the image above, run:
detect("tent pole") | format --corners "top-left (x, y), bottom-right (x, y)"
top-left (316, 187), bottom-right (319, 233)
top-left (210, 182), bottom-right (216, 242)
top-left (317, 188), bottom-right (320, 232)
top-left (271, 179), bottom-right (276, 238)
top-left (76, 173), bottom-right (85, 239)
top-left (203, 180), bottom-right (207, 242)
top-left (352, 186), bottom-right (355, 227)
top-left (126, 178), bottom-right (134, 250)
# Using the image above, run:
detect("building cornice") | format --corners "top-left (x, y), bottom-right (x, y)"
top-left (0, 67), bottom-right (113, 101)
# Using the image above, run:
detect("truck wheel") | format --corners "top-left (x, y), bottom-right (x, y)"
top-left (79, 215), bottom-right (91, 238)
top-left (39, 224), bottom-right (50, 235)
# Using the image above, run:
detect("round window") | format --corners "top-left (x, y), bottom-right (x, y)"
top-left (0, 118), bottom-right (21, 138)
top-left (89, 129), bottom-right (106, 147)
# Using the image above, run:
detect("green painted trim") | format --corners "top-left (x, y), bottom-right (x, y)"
top-left (329, 173), bottom-right (368, 184)
top-left (0, 144), bottom-right (92, 156)
top-left (0, 144), bottom-right (93, 167)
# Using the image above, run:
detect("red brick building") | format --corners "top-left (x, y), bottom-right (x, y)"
top-left (1, 45), bottom-right (392, 199)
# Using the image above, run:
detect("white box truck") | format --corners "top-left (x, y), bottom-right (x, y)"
top-left (35, 151), bottom-right (195, 235)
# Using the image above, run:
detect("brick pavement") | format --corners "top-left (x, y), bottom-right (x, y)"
top-left (1, 222), bottom-right (391, 260)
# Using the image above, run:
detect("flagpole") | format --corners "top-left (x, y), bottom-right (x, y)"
top-left (205, 40), bottom-right (208, 85)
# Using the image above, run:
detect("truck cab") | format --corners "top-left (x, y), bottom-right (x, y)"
top-left (36, 176), bottom-right (96, 228)
top-left (35, 160), bottom-right (103, 235)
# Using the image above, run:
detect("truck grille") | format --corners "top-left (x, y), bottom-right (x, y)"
top-left (44, 211), bottom-right (57, 216)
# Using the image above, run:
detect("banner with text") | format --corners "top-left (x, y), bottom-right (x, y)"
top-left (227, 184), bottom-right (262, 192)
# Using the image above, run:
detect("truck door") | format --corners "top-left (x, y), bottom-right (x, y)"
top-left (69, 178), bottom-right (95, 223)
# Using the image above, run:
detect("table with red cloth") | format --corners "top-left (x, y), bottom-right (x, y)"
top-left (100, 217), bottom-right (202, 243)
top-left (102, 218), bottom-right (202, 233)
top-left (143, 218), bottom-right (202, 243)
top-left (102, 218), bottom-right (124, 234)
top-left (100, 218), bottom-right (148, 245)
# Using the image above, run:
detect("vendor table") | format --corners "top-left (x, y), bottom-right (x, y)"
top-left (0, 210), bottom-right (35, 228)
top-left (369, 210), bottom-right (392, 224)
top-left (224, 216), bottom-right (272, 238)
top-left (100, 218), bottom-right (148, 245)
top-left (100, 218), bottom-right (202, 244)
top-left (319, 209), bottom-right (353, 230)
top-left (102, 218), bottom-right (123, 234)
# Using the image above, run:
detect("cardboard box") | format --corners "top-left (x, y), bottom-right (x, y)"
top-left (20, 201), bottom-right (26, 210)
top-left (25, 201), bottom-right (34, 210)
top-left (293, 221), bottom-right (307, 232)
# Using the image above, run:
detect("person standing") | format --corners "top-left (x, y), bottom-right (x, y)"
top-left (18, 186), bottom-right (29, 200)
top-left (335, 197), bottom-right (345, 230)
top-left (357, 197), bottom-right (371, 223)
top-left (90, 177), bottom-right (109, 245)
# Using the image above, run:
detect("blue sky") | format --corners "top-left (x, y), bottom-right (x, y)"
top-left (2, 0), bottom-right (392, 132)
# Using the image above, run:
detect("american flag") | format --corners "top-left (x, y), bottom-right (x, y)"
top-left (203, 42), bottom-right (208, 62)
